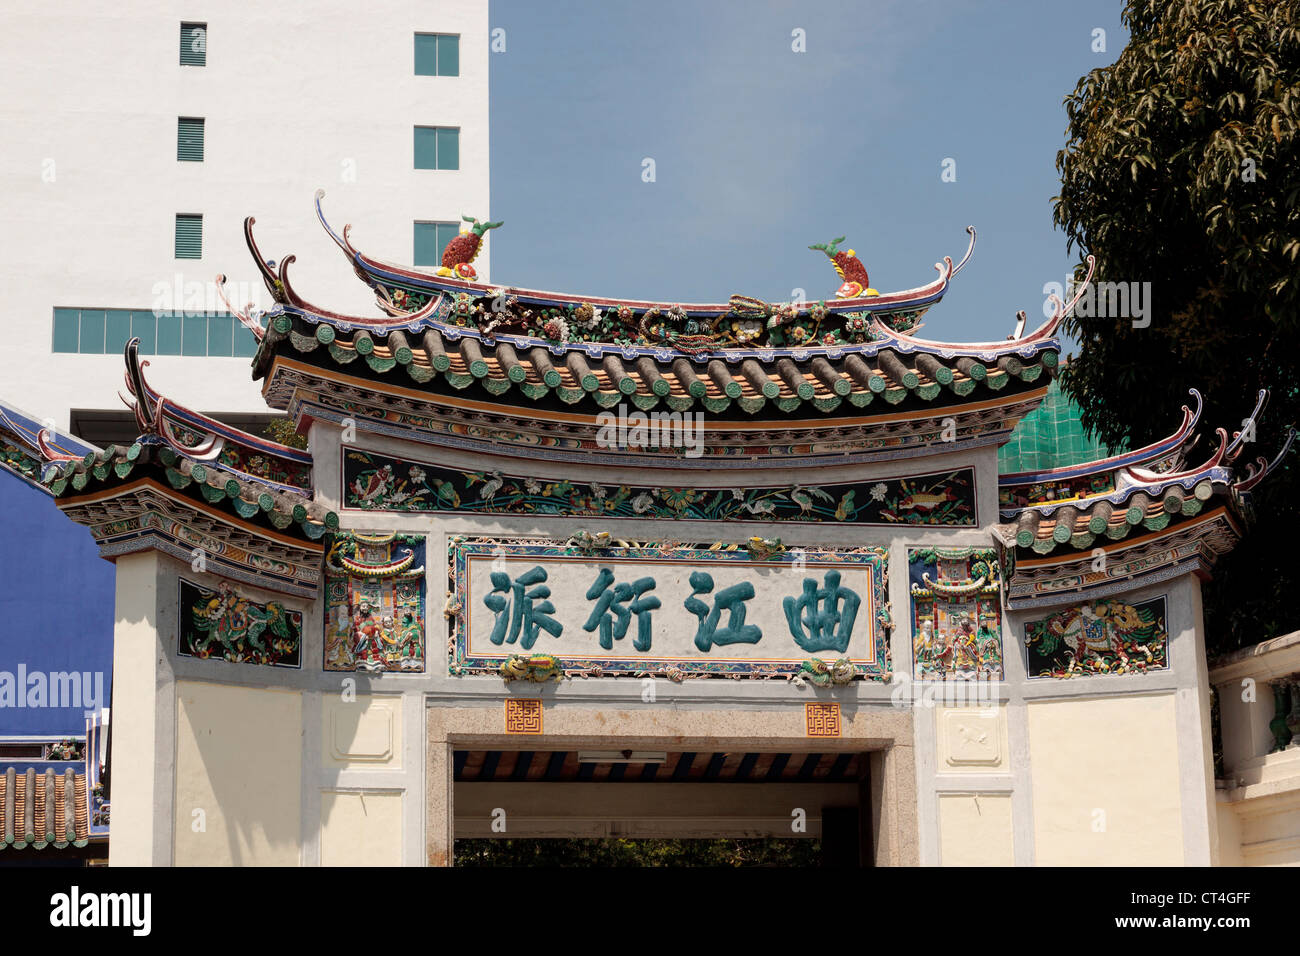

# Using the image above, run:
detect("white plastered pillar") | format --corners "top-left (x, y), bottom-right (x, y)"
top-left (107, 550), bottom-right (174, 865)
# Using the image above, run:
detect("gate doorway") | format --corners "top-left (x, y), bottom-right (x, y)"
top-left (451, 749), bottom-right (873, 866)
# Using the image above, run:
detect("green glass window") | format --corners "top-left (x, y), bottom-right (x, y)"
top-left (208, 313), bottom-right (233, 356)
top-left (157, 313), bottom-right (182, 355)
top-left (131, 311), bottom-right (157, 354)
top-left (78, 311), bottom-right (105, 354)
top-left (436, 127), bottom-right (458, 169)
top-left (175, 214), bottom-right (202, 259)
top-left (52, 309), bottom-right (79, 353)
top-left (182, 314), bottom-right (207, 356)
top-left (415, 33), bottom-right (458, 76)
top-left (233, 323), bottom-right (259, 358)
top-left (177, 117), bottom-right (204, 162)
top-left (414, 126), bottom-right (458, 170)
top-left (414, 221), bottom-right (459, 267)
top-left (105, 310), bottom-right (133, 354)
top-left (50, 309), bottom-right (245, 356)
top-left (180, 22), bottom-right (207, 66)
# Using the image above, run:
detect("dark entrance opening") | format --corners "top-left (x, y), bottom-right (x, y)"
top-left (451, 748), bottom-right (873, 867)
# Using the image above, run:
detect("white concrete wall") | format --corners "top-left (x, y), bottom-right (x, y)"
top-left (0, 1), bottom-right (490, 427)
top-left (107, 551), bottom-right (170, 866)
top-left (173, 680), bottom-right (303, 865)
top-left (948, 572), bottom-right (1220, 866)
top-left (1211, 630), bottom-right (1300, 865)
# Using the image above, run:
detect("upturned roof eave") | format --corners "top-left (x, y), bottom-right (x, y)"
top-left (999, 389), bottom-right (1204, 487)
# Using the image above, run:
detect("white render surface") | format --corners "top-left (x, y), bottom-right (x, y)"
top-left (0, 1), bottom-right (490, 427)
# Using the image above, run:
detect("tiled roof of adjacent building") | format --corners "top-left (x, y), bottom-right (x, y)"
top-left (0, 766), bottom-right (90, 850)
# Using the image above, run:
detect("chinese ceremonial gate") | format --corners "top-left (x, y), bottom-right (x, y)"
top-left (4, 196), bottom-right (1289, 866)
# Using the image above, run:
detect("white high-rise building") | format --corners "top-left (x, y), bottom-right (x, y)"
top-left (0, 2), bottom-right (490, 443)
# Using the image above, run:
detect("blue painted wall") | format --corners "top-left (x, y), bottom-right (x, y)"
top-left (0, 469), bottom-right (114, 738)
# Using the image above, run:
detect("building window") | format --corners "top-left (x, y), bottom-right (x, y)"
top-left (413, 221), bottom-right (460, 267)
top-left (78, 310), bottom-right (105, 354)
top-left (182, 314), bottom-right (207, 356)
top-left (177, 117), bottom-right (205, 162)
top-left (51, 309), bottom-right (256, 357)
top-left (52, 308), bottom-right (80, 353)
top-left (180, 22), bottom-right (207, 66)
top-left (414, 126), bottom-right (459, 170)
top-left (157, 312), bottom-right (182, 355)
top-left (175, 214), bottom-right (202, 259)
top-left (208, 313), bottom-right (233, 356)
top-left (106, 310), bottom-right (132, 353)
top-left (131, 311), bottom-right (157, 354)
top-left (414, 33), bottom-right (459, 76)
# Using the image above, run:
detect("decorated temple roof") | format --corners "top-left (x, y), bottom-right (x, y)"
top-left (313, 191), bottom-right (971, 341)
top-left (995, 390), bottom-right (1294, 608)
top-left (0, 342), bottom-right (335, 597)
top-left (0, 405), bottom-right (96, 490)
top-left (998, 390), bottom-right (1205, 515)
top-left (999, 386), bottom-right (1200, 488)
top-left (33, 341), bottom-right (335, 541)
top-left (222, 194), bottom-right (1101, 469)
top-left (250, 299), bottom-right (1059, 417)
top-left (237, 196), bottom-right (1073, 415)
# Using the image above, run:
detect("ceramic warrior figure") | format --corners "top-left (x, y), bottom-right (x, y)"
top-left (397, 610), bottom-right (424, 671)
top-left (350, 601), bottom-right (388, 672)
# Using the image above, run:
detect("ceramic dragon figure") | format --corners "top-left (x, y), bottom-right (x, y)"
top-left (745, 535), bottom-right (785, 560)
top-left (191, 584), bottom-right (294, 659)
top-left (437, 215), bottom-right (503, 280)
top-left (568, 530), bottom-right (612, 553)
top-left (792, 657), bottom-right (856, 687)
top-left (499, 654), bottom-right (565, 683)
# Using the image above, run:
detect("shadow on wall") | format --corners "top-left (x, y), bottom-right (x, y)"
top-left (173, 680), bottom-right (303, 866)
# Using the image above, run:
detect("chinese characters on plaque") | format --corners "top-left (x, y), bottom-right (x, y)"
top-left (450, 539), bottom-right (891, 680)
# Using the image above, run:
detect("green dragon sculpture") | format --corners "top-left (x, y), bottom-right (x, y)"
top-left (499, 654), bottom-right (565, 683)
top-left (793, 658), bottom-right (856, 687)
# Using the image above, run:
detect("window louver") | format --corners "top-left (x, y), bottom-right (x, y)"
top-left (180, 22), bottom-right (207, 66)
top-left (175, 214), bottom-right (203, 259)
top-left (177, 117), bottom-right (204, 162)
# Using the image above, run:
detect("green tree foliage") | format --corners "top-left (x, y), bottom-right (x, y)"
top-left (262, 417), bottom-right (308, 450)
top-left (1054, 0), bottom-right (1300, 654)
top-left (454, 838), bottom-right (820, 867)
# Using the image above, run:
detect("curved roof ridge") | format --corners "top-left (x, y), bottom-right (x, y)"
top-left (122, 339), bottom-right (314, 491)
top-left (1000, 388), bottom-right (1202, 485)
top-left (312, 189), bottom-right (961, 315)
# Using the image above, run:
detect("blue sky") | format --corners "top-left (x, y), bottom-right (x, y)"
top-left (488, 0), bottom-right (1126, 346)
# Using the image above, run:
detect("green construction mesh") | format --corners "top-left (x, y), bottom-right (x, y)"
top-left (998, 379), bottom-right (1124, 475)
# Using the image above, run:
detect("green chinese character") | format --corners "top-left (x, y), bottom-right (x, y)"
top-left (784, 570), bottom-right (860, 654)
top-left (583, 567), bottom-right (660, 652)
top-left (685, 571), bottom-right (762, 651)
top-left (484, 565), bottom-right (563, 649)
